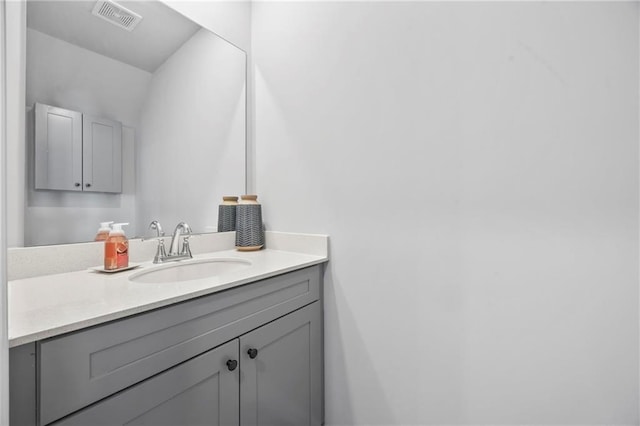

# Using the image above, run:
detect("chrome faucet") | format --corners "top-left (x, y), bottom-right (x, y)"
top-left (148, 220), bottom-right (193, 263)
top-left (148, 220), bottom-right (167, 264)
top-left (167, 222), bottom-right (193, 260)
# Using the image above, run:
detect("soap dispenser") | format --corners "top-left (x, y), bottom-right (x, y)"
top-left (95, 221), bottom-right (114, 241)
top-left (105, 223), bottom-right (129, 270)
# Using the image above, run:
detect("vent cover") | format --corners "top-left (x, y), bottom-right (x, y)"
top-left (92, 0), bottom-right (142, 32)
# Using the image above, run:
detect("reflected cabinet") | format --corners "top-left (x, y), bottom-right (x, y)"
top-left (34, 103), bottom-right (122, 193)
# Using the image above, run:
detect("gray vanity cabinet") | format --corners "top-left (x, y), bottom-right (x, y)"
top-left (240, 302), bottom-right (322, 426)
top-left (10, 265), bottom-right (324, 426)
top-left (53, 340), bottom-right (240, 426)
top-left (52, 302), bottom-right (323, 426)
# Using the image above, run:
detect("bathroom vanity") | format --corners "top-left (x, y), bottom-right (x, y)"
top-left (8, 233), bottom-right (328, 426)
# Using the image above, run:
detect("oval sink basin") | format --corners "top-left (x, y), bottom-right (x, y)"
top-left (130, 258), bottom-right (252, 284)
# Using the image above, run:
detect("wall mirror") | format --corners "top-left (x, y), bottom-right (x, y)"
top-left (13, 0), bottom-right (246, 247)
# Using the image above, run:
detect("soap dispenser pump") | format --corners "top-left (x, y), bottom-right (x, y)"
top-left (95, 221), bottom-right (114, 241)
top-left (105, 222), bottom-right (129, 270)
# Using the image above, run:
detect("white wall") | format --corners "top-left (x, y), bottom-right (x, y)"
top-left (137, 28), bottom-right (245, 234)
top-left (252, 2), bottom-right (639, 424)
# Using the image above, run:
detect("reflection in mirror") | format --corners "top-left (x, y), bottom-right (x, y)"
top-left (17, 0), bottom-right (246, 247)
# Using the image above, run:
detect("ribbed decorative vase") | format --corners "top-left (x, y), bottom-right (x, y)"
top-left (217, 196), bottom-right (238, 232)
top-left (235, 195), bottom-right (264, 251)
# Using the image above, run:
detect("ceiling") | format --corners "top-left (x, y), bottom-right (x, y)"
top-left (27, 0), bottom-right (201, 73)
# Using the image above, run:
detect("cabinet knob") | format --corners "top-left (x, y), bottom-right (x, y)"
top-left (247, 348), bottom-right (258, 359)
top-left (226, 359), bottom-right (238, 371)
top-left (74, 183), bottom-right (81, 187)
top-left (85, 183), bottom-right (92, 188)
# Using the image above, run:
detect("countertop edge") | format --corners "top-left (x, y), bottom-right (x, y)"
top-left (9, 256), bottom-right (328, 348)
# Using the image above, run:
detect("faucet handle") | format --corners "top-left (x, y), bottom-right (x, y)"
top-left (153, 240), bottom-right (167, 264)
top-left (149, 220), bottom-right (165, 237)
top-left (181, 238), bottom-right (193, 258)
top-left (180, 223), bottom-right (193, 258)
top-left (149, 221), bottom-right (167, 263)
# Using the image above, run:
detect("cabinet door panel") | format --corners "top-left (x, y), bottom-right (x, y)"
top-left (53, 340), bottom-right (239, 426)
top-left (240, 302), bottom-right (322, 426)
top-left (9, 343), bottom-right (36, 426)
top-left (34, 103), bottom-right (82, 191)
top-left (82, 115), bottom-right (122, 193)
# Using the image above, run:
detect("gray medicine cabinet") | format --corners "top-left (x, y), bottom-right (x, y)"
top-left (10, 265), bottom-right (324, 426)
top-left (34, 103), bottom-right (123, 193)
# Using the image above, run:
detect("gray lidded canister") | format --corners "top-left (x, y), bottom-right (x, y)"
top-left (235, 195), bottom-right (264, 251)
top-left (217, 196), bottom-right (238, 232)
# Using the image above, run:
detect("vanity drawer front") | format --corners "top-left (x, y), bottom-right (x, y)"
top-left (39, 266), bottom-right (320, 426)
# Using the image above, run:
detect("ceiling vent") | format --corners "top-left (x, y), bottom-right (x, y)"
top-left (92, 0), bottom-right (142, 32)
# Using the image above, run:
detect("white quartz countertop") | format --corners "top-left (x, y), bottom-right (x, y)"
top-left (9, 247), bottom-right (328, 347)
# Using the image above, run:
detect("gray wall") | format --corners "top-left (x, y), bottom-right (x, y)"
top-left (252, 2), bottom-right (639, 424)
